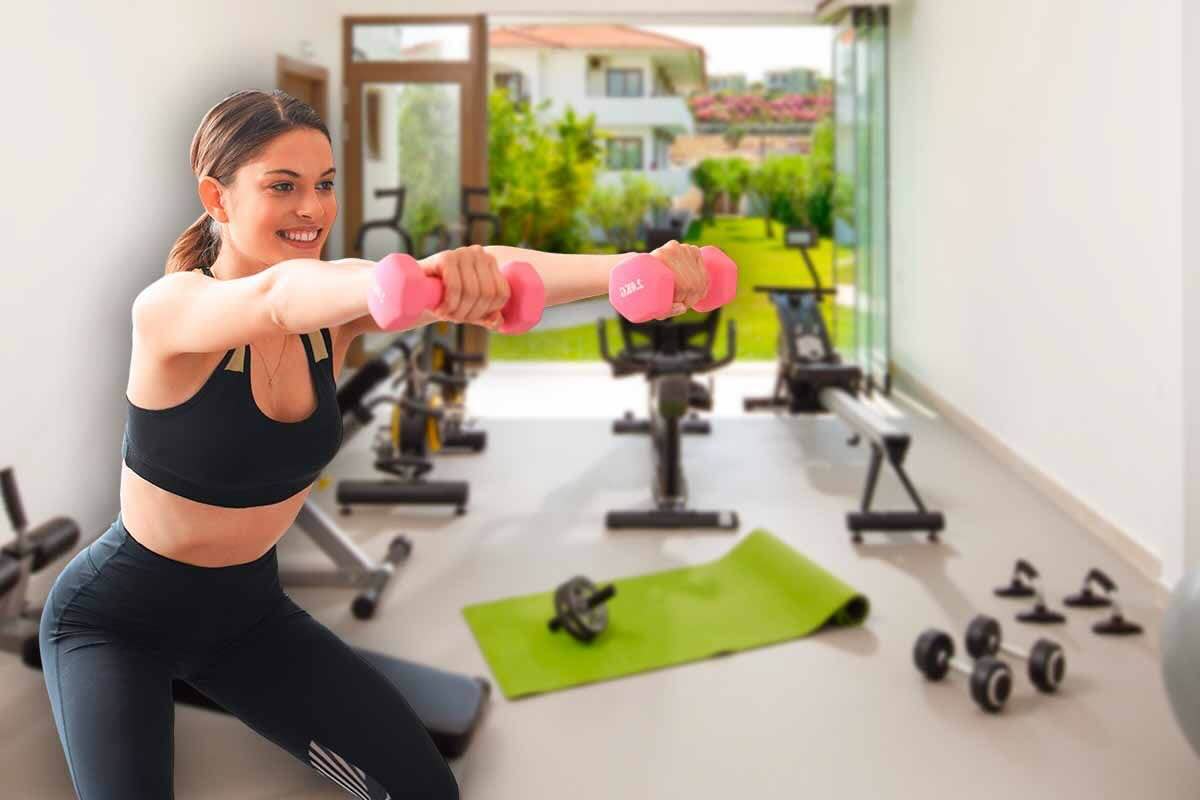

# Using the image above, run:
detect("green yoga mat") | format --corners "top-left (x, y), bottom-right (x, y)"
top-left (462, 529), bottom-right (870, 699)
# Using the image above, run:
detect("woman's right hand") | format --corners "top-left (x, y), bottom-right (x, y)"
top-left (419, 245), bottom-right (512, 330)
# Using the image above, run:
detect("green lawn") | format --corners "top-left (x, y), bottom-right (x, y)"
top-left (488, 216), bottom-right (855, 361)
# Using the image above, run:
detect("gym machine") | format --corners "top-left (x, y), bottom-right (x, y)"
top-left (0, 467), bottom-right (79, 668)
top-left (743, 226), bottom-right (944, 543)
top-left (333, 325), bottom-right (485, 517)
top-left (598, 311), bottom-right (739, 530)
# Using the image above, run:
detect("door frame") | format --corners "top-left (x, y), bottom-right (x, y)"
top-left (341, 15), bottom-right (489, 258)
top-left (277, 54), bottom-right (329, 121)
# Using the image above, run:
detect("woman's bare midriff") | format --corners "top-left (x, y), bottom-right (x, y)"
top-left (119, 465), bottom-right (309, 566)
top-left (122, 324), bottom-right (353, 568)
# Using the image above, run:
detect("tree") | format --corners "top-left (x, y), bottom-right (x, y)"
top-left (585, 172), bottom-right (669, 252)
top-left (714, 157), bottom-right (753, 214)
top-left (723, 123), bottom-right (746, 151)
top-left (748, 156), bottom-right (808, 239)
top-left (487, 89), bottom-right (604, 251)
top-left (691, 157), bottom-right (752, 217)
top-left (806, 118), bottom-right (836, 237)
top-left (395, 84), bottom-right (458, 252)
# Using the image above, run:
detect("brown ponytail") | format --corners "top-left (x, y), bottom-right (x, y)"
top-left (166, 212), bottom-right (220, 274)
top-left (165, 89), bottom-right (331, 274)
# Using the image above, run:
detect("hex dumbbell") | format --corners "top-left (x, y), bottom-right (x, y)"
top-left (914, 629), bottom-right (1012, 713)
top-left (964, 614), bottom-right (1066, 693)
top-left (608, 245), bottom-right (738, 323)
top-left (368, 253), bottom-right (545, 334)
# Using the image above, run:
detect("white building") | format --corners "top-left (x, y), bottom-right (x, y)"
top-left (488, 24), bottom-right (706, 201)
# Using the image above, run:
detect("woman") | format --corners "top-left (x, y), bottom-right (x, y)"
top-left (37, 89), bottom-right (711, 800)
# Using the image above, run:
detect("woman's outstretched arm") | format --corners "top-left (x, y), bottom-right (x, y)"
top-left (482, 245), bottom-right (634, 307)
top-left (326, 246), bottom-right (638, 340)
top-left (185, 242), bottom-right (691, 347)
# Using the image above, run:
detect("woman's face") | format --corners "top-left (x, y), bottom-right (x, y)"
top-left (203, 127), bottom-right (337, 266)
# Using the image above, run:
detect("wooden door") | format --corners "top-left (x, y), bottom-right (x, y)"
top-left (342, 15), bottom-right (489, 260)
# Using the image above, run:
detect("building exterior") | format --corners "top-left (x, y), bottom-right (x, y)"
top-left (488, 24), bottom-right (706, 200)
top-left (708, 73), bottom-right (749, 92)
top-left (765, 66), bottom-right (820, 94)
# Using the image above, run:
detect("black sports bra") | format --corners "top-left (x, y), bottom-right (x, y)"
top-left (121, 266), bottom-right (343, 507)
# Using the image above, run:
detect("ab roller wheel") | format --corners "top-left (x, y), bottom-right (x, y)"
top-left (547, 576), bottom-right (616, 644)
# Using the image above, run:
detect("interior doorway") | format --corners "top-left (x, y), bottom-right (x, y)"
top-left (342, 15), bottom-right (490, 261)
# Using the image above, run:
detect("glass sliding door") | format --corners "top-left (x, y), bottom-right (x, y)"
top-left (833, 7), bottom-right (890, 393)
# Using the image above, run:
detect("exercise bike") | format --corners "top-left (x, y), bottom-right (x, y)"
top-left (743, 226), bottom-right (945, 543)
top-left (598, 311), bottom-right (739, 530)
top-left (335, 326), bottom-right (486, 517)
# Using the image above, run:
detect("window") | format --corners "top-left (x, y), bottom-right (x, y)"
top-left (494, 71), bottom-right (525, 101)
top-left (606, 68), bottom-right (643, 98)
top-left (351, 23), bottom-right (470, 62)
top-left (607, 137), bottom-right (643, 170)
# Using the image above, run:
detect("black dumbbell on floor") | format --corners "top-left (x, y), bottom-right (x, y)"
top-left (964, 614), bottom-right (1066, 693)
top-left (914, 629), bottom-right (1013, 713)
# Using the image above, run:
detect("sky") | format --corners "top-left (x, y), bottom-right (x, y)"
top-left (642, 25), bottom-right (834, 82)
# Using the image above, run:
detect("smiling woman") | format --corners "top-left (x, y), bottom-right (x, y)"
top-left (165, 90), bottom-right (336, 275)
top-left (37, 86), bottom-right (713, 800)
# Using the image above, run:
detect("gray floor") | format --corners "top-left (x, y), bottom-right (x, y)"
top-left (1, 362), bottom-right (1195, 798)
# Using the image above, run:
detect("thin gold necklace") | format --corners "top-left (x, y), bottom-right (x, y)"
top-left (252, 335), bottom-right (291, 387)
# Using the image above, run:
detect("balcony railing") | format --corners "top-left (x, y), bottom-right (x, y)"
top-left (546, 95), bottom-right (694, 133)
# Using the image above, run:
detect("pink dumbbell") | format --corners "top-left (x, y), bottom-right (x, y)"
top-left (608, 245), bottom-right (738, 324)
top-left (368, 252), bottom-right (545, 334)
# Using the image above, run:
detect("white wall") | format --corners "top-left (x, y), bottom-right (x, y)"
top-left (544, 50), bottom-right (590, 97)
top-left (488, 49), bottom-right (541, 98)
top-left (889, 0), bottom-right (1186, 584)
top-left (1184, 0), bottom-right (1200, 577)
top-left (1, 3), bottom-right (340, 565)
top-left (335, 0), bottom-right (815, 23)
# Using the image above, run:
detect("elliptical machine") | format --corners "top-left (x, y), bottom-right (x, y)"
top-left (598, 311), bottom-right (739, 530)
top-left (743, 226), bottom-right (945, 543)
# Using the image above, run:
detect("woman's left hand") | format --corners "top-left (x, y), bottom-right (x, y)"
top-left (648, 239), bottom-right (709, 318)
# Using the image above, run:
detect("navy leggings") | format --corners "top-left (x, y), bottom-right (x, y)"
top-left (39, 515), bottom-right (458, 800)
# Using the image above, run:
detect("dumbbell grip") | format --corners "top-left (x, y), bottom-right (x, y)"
top-left (998, 642), bottom-right (1027, 660)
top-left (1086, 567), bottom-right (1116, 593)
top-left (1015, 558), bottom-right (1038, 580)
top-left (422, 261), bottom-right (544, 335)
top-left (948, 658), bottom-right (974, 676)
top-left (1, 468), bottom-right (26, 533)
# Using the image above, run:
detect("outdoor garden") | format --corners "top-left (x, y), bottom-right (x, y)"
top-left (395, 88), bottom-right (853, 361)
